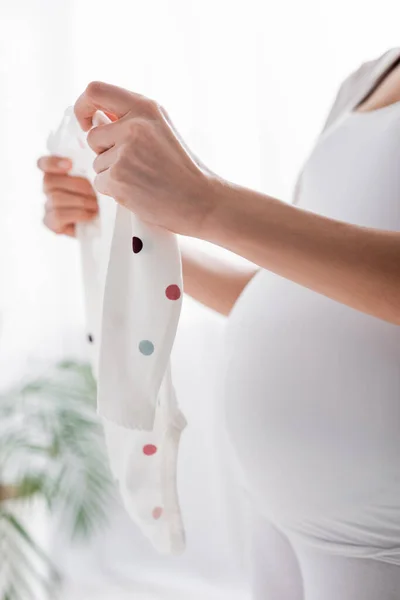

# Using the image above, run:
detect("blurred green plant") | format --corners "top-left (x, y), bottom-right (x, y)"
top-left (0, 360), bottom-right (114, 600)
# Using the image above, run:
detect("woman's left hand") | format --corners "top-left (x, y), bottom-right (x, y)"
top-left (74, 81), bottom-right (217, 237)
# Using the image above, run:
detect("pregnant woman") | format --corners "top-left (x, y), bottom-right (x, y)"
top-left (38, 47), bottom-right (400, 599)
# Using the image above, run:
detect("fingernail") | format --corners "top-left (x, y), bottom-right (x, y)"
top-left (58, 159), bottom-right (72, 169)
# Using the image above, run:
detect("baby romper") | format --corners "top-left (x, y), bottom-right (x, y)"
top-left (48, 108), bottom-right (187, 554)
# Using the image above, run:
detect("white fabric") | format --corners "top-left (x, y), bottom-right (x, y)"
top-left (248, 516), bottom-right (303, 600)
top-left (250, 515), bottom-right (400, 600)
top-left (98, 204), bottom-right (183, 431)
top-left (293, 47), bottom-right (400, 205)
top-left (47, 108), bottom-right (114, 368)
top-left (48, 109), bottom-right (187, 554)
top-left (223, 73), bottom-right (400, 577)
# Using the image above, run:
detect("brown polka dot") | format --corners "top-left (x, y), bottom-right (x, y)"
top-left (132, 236), bottom-right (143, 253)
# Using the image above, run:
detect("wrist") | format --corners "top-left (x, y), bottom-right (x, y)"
top-left (196, 175), bottom-right (235, 243)
top-left (195, 177), bottom-right (286, 257)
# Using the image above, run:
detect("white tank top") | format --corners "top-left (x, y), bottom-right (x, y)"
top-left (223, 102), bottom-right (400, 546)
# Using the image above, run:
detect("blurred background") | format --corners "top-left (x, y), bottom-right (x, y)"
top-left (0, 0), bottom-right (399, 598)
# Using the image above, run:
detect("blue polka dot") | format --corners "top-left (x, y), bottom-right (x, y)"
top-left (139, 340), bottom-right (154, 356)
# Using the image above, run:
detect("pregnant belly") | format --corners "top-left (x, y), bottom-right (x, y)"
top-left (223, 270), bottom-right (400, 524)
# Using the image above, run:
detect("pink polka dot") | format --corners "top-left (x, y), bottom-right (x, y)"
top-left (143, 444), bottom-right (157, 456)
top-left (152, 507), bottom-right (163, 520)
top-left (165, 284), bottom-right (181, 301)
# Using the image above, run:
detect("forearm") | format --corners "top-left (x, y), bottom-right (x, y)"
top-left (180, 240), bottom-right (258, 316)
top-left (203, 179), bottom-right (400, 324)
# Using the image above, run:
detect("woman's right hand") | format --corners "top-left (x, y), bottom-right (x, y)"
top-left (37, 156), bottom-right (99, 237)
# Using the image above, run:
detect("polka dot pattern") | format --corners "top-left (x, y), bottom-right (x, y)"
top-left (129, 229), bottom-right (183, 531)
top-left (152, 507), bottom-right (163, 520)
top-left (143, 444), bottom-right (157, 456)
top-left (165, 284), bottom-right (181, 301)
top-left (132, 236), bottom-right (143, 254)
top-left (139, 340), bottom-right (154, 356)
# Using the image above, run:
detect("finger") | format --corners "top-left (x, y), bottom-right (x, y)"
top-left (159, 106), bottom-right (174, 129)
top-left (45, 190), bottom-right (98, 212)
top-left (74, 81), bottom-right (146, 131)
top-left (93, 169), bottom-right (113, 198)
top-left (44, 208), bottom-right (97, 234)
top-left (87, 117), bottom-right (128, 154)
top-left (43, 173), bottom-right (96, 197)
top-left (93, 145), bottom-right (118, 174)
top-left (37, 155), bottom-right (73, 174)
top-left (64, 224), bottom-right (76, 237)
